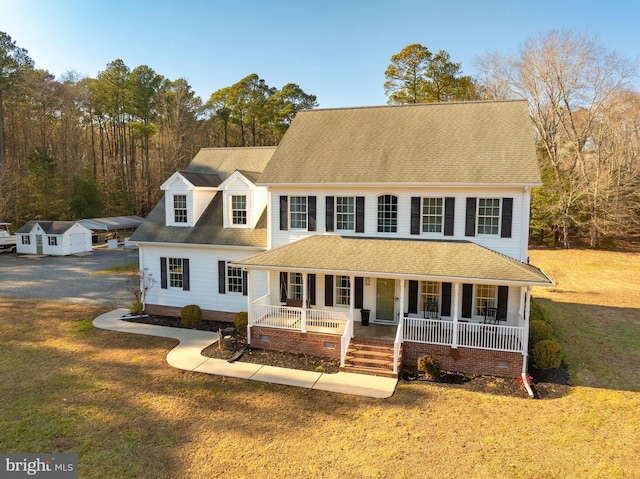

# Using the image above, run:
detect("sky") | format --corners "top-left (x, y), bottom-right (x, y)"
top-left (1, 0), bottom-right (639, 108)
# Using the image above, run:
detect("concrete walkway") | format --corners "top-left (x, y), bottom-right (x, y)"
top-left (93, 309), bottom-right (398, 398)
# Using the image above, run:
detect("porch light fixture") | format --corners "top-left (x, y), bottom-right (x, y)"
top-left (365, 277), bottom-right (370, 285)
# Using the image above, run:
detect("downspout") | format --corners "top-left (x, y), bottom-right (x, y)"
top-left (521, 286), bottom-right (534, 397)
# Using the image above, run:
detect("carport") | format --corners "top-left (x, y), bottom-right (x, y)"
top-left (80, 216), bottom-right (145, 244)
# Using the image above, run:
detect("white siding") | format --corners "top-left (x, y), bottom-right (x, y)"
top-left (269, 185), bottom-right (530, 261)
top-left (193, 190), bottom-right (216, 224)
top-left (140, 244), bottom-right (268, 314)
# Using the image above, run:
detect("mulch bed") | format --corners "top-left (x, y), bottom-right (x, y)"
top-left (122, 314), bottom-right (571, 399)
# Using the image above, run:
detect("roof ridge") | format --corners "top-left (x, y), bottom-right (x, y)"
top-left (298, 98), bottom-right (528, 114)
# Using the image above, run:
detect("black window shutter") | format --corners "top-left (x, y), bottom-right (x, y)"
top-left (462, 283), bottom-right (473, 318)
top-left (355, 196), bottom-right (365, 233)
top-left (410, 197), bottom-right (421, 235)
top-left (218, 261), bottom-right (226, 294)
top-left (279, 272), bottom-right (288, 303)
top-left (465, 198), bottom-right (477, 237)
top-left (441, 282), bottom-right (452, 316)
top-left (280, 196), bottom-right (288, 230)
top-left (325, 275), bottom-right (334, 307)
top-left (160, 257), bottom-right (167, 289)
top-left (182, 259), bottom-right (190, 291)
top-left (408, 280), bottom-right (419, 313)
top-left (308, 196), bottom-right (316, 231)
top-left (308, 274), bottom-right (316, 305)
top-left (444, 197), bottom-right (455, 236)
top-left (325, 196), bottom-right (334, 232)
top-left (501, 198), bottom-right (513, 238)
top-left (354, 277), bottom-right (363, 309)
top-left (242, 270), bottom-right (248, 296)
top-left (497, 286), bottom-right (509, 320)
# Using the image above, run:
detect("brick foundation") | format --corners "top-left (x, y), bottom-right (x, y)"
top-left (145, 304), bottom-right (235, 323)
top-left (250, 326), bottom-right (342, 360)
top-left (402, 341), bottom-right (524, 378)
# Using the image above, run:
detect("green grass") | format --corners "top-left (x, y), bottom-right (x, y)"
top-left (93, 262), bottom-right (139, 275)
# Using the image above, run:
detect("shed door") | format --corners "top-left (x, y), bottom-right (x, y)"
top-left (69, 234), bottom-right (85, 254)
top-left (36, 235), bottom-right (43, 255)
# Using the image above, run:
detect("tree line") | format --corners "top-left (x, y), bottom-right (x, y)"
top-left (383, 36), bottom-right (640, 248)
top-left (0, 31), bottom-right (317, 224)
top-left (2, 31), bottom-right (638, 248)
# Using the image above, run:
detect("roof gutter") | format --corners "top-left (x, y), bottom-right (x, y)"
top-left (232, 263), bottom-right (552, 287)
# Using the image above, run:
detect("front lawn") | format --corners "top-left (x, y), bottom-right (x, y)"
top-left (1, 248), bottom-right (639, 478)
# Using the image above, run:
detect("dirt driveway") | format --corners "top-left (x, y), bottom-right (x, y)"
top-left (0, 248), bottom-right (138, 306)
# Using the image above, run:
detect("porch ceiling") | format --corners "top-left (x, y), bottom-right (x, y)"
top-left (233, 236), bottom-right (552, 286)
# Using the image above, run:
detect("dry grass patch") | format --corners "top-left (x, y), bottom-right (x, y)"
top-left (530, 249), bottom-right (640, 391)
top-left (1, 295), bottom-right (639, 478)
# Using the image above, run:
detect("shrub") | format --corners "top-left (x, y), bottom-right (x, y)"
top-left (417, 354), bottom-right (441, 380)
top-left (529, 319), bottom-right (553, 345)
top-left (181, 304), bottom-right (202, 327)
top-left (130, 300), bottom-right (143, 315)
top-left (529, 299), bottom-right (548, 323)
top-left (532, 339), bottom-right (563, 370)
top-left (234, 311), bottom-right (248, 334)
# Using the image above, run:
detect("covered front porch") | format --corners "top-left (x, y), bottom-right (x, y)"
top-left (234, 235), bottom-right (552, 378)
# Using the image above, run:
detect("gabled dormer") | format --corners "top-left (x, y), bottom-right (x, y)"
top-left (161, 170), bottom-right (221, 227)
top-left (218, 170), bottom-right (268, 229)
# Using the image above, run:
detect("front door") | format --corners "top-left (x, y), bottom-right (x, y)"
top-left (36, 235), bottom-right (43, 255)
top-left (376, 278), bottom-right (396, 323)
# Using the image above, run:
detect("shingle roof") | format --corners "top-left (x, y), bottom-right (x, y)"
top-left (234, 235), bottom-right (551, 285)
top-left (16, 220), bottom-right (79, 235)
top-left (130, 194), bottom-right (267, 247)
top-left (258, 100), bottom-right (540, 185)
top-left (177, 171), bottom-right (221, 187)
top-left (130, 147), bottom-right (276, 247)
top-left (186, 147), bottom-right (277, 181)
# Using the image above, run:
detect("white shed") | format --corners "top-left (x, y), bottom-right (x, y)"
top-left (16, 221), bottom-right (93, 255)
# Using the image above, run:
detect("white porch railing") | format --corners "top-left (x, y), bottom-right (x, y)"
top-left (252, 303), bottom-right (348, 334)
top-left (393, 315), bottom-right (404, 374)
top-left (402, 317), bottom-right (525, 353)
top-left (340, 314), bottom-right (353, 368)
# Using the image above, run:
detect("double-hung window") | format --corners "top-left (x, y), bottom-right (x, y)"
top-left (22, 236), bottom-right (30, 245)
top-left (231, 195), bottom-right (247, 225)
top-left (474, 284), bottom-right (497, 316)
top-left (289, 272), bottom-right (304, 300)
top-left (173, 195), bottom-right (188, 223)
top-left (477, 198), bottom-right (500, 235)
top-left (227, 265), bottom-right (244, 293)
top-left (422, 198), bottom-right (443, 233)
top-left (377, 195), bottom-right (398, 233)
top-left (289, 197), bottom-right (307, 230)
top-left (336, 197), bottom-right (355, 231)
top-left (168, 258), bottom-right (183, 288)
top-left (335, 275), bottom-right (351, 306)
top-left (420, 281), bottom-right (441, 312)
top-left (48, 237), bottom-right (57, 246)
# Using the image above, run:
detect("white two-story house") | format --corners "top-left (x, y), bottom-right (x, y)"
top-left (134, 100), bottom-right (551, 379)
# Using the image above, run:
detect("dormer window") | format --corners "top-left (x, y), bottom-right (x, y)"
top-left (173, 195), bottom-right (188, 223)
top-left (231, 195), bottom-right (247, 225)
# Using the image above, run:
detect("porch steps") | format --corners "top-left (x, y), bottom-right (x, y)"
top-left (341, 339), bottom-right (401, 379)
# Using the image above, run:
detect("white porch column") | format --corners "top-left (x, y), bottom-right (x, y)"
top-left (301, 272), bottom-right (308, 333)
top-left (399, 279), bottom-right (405, 321)
top-left (247, 269), bottom-right (253, 344)
top-left (452, 282), bottom-right (460, 348)
top-left (349, 275), bottom-right (355, 337)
